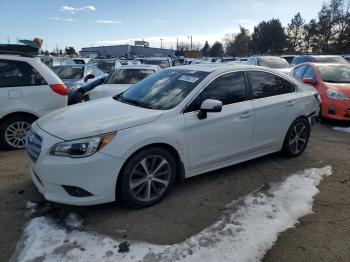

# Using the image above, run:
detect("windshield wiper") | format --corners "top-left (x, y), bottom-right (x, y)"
top-left (114, 95), bottom-right (153, 109)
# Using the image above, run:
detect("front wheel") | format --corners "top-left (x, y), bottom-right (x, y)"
top-left (282, 118), bottom-right (310, 158)
top-left (0, 115), bottom-right (35, 150)
top-left (76, 90), bottom-right (85, 103)
top-left (119, 147), bottom-right (176, 208)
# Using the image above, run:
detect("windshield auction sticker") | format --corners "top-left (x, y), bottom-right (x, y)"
top-left (179, 75), bottom-right (199, 83)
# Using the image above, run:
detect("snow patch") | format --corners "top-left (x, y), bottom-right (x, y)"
top-left (16, 166), bottom-right (332, 262)
top-left (65, 213), bottom-right (83, 229)
top-left (333, 127), bottom-right (350, 133)
top-left (25, 201), bottom-right (37, 210)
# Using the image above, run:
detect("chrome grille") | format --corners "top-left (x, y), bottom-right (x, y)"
top-left (26, 130), bottom-right (42, 162)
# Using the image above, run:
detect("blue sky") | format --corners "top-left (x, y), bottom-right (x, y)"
top-left (0, 0), bottom-right (324, 51)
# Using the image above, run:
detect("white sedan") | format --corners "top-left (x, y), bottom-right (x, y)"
top-left (26, 64), bottom-right (320, 208)
top-left (84, 64), bottom-right (160, 101)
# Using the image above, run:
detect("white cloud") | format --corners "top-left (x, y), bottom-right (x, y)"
top-left (233, 19), bottom-right (256, 24)
top-left (50, 17), bottom-right (77, 22)
top-left (154, 19), bottom-right (167, 27)
top-left (154, 19), bottom-right (167, 23)
top-left (96, 20), bottom-right (123, 24)
top-left (61, 5), bottom-right (96, 14)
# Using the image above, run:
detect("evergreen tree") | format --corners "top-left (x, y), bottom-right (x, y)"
top-left (209, 41), bottom-right (224, 57)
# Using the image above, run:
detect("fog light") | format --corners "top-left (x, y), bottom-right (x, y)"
top-left (62, 185), bottom-right (93, 197)
top-left (328, 105), bottom-right (336, 115)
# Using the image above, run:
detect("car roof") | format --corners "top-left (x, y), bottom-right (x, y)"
top-left (143, 57), bottom-right (170, 61)
top-left (295, 55), bottom-right (343, 58)
top-left (169, 63), bottom-right (262, 73)
top-left (252, 56), bottom-right (285, 59)
top-left (52, 64), bottom-right (86, 68)
top-left (0, 54), bottom-right (38, 61)
top-left (306, 62), bottom-right (350, 67)
top-left (117, 64), bottom-right (160, 70)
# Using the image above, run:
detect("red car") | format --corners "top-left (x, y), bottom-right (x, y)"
top-left (291, 63), bottom-right (350, 121)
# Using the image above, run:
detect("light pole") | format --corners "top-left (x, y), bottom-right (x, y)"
top-left (188, 35), bottom-right (193, 52)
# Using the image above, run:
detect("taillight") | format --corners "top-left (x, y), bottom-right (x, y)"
top-left (50, 84), bottom-right (68, 96)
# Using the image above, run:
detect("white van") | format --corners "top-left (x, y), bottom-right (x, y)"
top-left (0, 52), bottom-right (68, 150)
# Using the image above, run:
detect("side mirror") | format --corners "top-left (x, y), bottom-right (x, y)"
top-left (85, 74), bottom-right (95, 82)
top-left (303, 78), bottom-right (316, 85)
top-left (197, 99), bottom-right (223, 120)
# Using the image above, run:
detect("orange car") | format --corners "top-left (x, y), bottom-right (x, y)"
top-left (291, 63), bottom-right (350, 121)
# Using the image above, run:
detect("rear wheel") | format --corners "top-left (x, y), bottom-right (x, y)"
top-left (119, 147), bottom-right (176, 208)
top-left (0, 115), bottom-right (35, 150)
top-left (282, 118), bottom-right (310, 158)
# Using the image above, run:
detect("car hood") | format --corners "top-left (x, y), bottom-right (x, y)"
top-left (325, 82), bottom-right (350, 97)
top-left (37, 98), bottom-right (163, 140)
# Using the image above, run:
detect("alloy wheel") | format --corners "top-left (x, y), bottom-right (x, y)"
top-left (129, 155), bottom-right (171, 202)
top-left (4, 121), bottom-right (31, 149)
top-left (288, 122), bottom-right (308, 155)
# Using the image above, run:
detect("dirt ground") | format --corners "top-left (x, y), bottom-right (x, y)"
top-left (0, 123), bottom-right (349, 262)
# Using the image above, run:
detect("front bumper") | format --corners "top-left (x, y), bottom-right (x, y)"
top-left (26, 122), bottom-right (124, 206)
top-left (322, 99), bottom-right (350, 121)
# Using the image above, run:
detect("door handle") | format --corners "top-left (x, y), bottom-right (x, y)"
top-left (285, 100), bottom-right (295, 107)
top-left (240, 111), bottom-right (252, 119)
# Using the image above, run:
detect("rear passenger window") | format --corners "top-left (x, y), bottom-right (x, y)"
top-left (185, 71), bottom-right (246, 112)
top-left (0, 59), bottom-right (47, 87)
top-left (248, 71), bottom-right (295, 99)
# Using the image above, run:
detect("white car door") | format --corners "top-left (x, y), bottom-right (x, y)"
top-left (247, 70), bottom-right (300, 150)
top-left (183, 71), bottom-right (254, 171)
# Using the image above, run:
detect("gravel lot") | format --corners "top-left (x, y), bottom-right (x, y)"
top-left (1, 123), bottom-right (349, 261)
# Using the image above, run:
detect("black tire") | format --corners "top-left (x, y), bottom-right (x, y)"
top-left (282, 117), bottom-right (310, 158)
top-left (0, 115), bottom-right (35, 150)
top-left (76, 90), bottom-right (85, 103)
top-left (119, 147), bottom-right (177, 208)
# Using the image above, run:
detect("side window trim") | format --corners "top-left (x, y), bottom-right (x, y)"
top-left (183, 70), bottom-right (247, 114)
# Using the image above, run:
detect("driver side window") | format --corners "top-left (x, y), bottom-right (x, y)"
top-left (185, 71), bottom-right (247, 112)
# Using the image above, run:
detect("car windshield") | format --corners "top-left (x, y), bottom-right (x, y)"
top-left (258, 57), bottom-right (290, 68)
top-left (315, 56), bottom-right (347, 63)
top-left (104, 69), bottom-right (154, 84)
top-left (52, 67), bottom-right (84, 79)
top-left (90, 60), bottom-right (116, 73)
top-left (143, 59), bottom-right (170, 68)
top-left (319, 66), bottom-right (350, 83)
top-left (115, 69), bottom-right (209, 110)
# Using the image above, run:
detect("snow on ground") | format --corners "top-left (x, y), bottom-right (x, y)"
top-left (16, 166), bottom-right (332, 262)
top-left (333, 127), bottom-right (350, 133)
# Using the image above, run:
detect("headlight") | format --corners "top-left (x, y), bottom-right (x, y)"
top-left (51, 133), bottom-right (115, 158)
top-left (327, 89), bottom-right (349, 100)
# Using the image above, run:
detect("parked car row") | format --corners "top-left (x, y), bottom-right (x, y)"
top-left (4, 49), bottom-right (350, 209)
